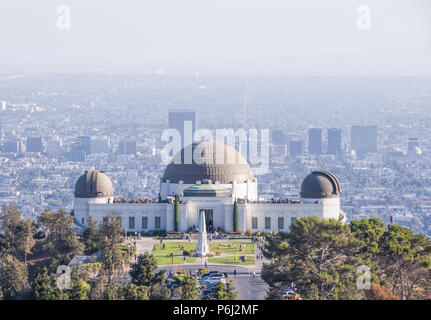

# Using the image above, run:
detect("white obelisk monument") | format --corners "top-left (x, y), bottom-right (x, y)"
top-left (196, 210), bottom-right (209, 257)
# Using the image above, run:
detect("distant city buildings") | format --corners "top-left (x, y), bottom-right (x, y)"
top-left (168, 109), bottom-right (197, 150)
top-left (26, 138), bottom-right (43, 153)
top-left (90, 137), bottom-right (110, 154)
top-left (271, 129), bottom-right (285, 145)
top-left (350, 125), bottom-right (377, 154)
top-left (327, 128), bottom-right (342, 154)
top-left (408, 137), bottom-right (420, 155)
top-left (76, 136), bottom-right (91, 155)
top-left (308, 128), bottom-right (322, 155)
top-left (118, 140), bottom-right (137, 155)
top-left (289, 140), bottom-right (304, 156)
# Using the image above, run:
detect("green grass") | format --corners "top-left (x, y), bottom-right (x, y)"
top-left (207, 255), bottom-right (255, 266)
top-left (209, 242), bottom-right (255, 255)
top-left (152, 241), bottom-right (196, 255)
top-left (155, 256), bottom-right (197, 265)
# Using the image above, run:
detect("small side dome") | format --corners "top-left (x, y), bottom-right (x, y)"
top-left (74, 170), bottom-right (114, 198)
top-left (300, 170), bottom-right (341, 199)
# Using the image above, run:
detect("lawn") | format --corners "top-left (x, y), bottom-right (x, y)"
top-left (207, 255), bottom-right (255, 266)
top-left (152, 241), bottom-right (196, 255)
top-left (209, 242), bottom-right (255, 255)
top-left (155, 256), bottom-right (197, 265)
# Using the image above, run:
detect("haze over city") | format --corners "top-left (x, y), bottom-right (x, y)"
top-left (0, 0), bottom-right (431, 304)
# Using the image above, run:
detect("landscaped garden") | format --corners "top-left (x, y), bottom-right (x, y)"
top-left (154, 256), bottom-right (197, 265)
top-left (209, 242), bottom-right (255, 255)
top-left (207, 255), bottom-right (255, 266)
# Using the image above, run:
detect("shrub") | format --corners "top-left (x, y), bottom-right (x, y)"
top-left (183, 250), bottom-right (189, 256)
top-left (175, 269), bottom-right (186, 275)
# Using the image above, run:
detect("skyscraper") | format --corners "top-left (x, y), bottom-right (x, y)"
top-left (308, 128), bottom-right (322, 155)
top-left (26, 137), bottom-right (43, 153)
top-left (118, 140), bottom-right (137, 155)
top-left (168, 110), bottom-right (197, 150)
top-left (289, 140), bottom-right (304, 156)
top-left (76, 136), bottom-right (91, 154)
top-left (327, 128), bottom-right (342, 154)
top-left (350, 125), bottom-right (377, 154)
top-left (271, 129), bottom-right (285, 145)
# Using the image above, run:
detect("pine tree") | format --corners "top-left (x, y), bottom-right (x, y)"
top-left (174, 195), bottom-right (179, 231)
top-left (31, 267), bottom-right (59, 300)
top-left (68, 273), bottom-right (90, 300)
top-left (0, 254), bottom-right (28, 298)
top-left (180, 275), bottom-right (199, 300)
top-left (233, 200), bottom-right (238, 232)
top-left (101, 213), bottom-right (124, 283)
top-left (122, 284), bottom-right (149, 300)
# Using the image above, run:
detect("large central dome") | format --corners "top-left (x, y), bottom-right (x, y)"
top-left (162, 141), bottom-right (255, 184)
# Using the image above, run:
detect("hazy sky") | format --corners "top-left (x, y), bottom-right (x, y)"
top-left (0, 0), bottom-right (430, 75)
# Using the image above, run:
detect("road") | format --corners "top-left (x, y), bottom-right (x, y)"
top-left (157, 264), bottom-right (268, 300)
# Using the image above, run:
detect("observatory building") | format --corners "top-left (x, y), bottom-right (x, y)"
top-left (73, 141), bottom-right (346, 233)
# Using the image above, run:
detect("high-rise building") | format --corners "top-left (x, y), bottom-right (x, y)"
top-left (350, 125), bottom-right (377, 154)
top-left (118, 140), bottom-right (137, 155)
top-left (271, 129), bottom-right (285, 145)
top-left (289, 140), bottom-right (304, 156)
top-left (45, 139), bottom-right (63, 156)
top-left (26, 137), bottom-right (43, 153)
top-left (308, 128), bottom-right (322, 155)
top-left (327, 128), bottom-right (342, 154)
top-left (91, 138), bottom-right (110, 154)
top-left (2, 140), bottom-right (19, 153)
top-left (168, 110), bottom-right (197, 150)
top-left (76, 136), bottom-right (91, 154)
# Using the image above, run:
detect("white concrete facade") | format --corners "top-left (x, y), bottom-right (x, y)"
top-left (74, 194), bottom-right (342, 233)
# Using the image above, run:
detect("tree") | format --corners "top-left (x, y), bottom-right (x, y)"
top-left (233, 200), bottom-right (238, 232)
top-left (180, 275), bottom-right (199, 300)
top-left (0, 206), bottom-right (35, 260)
top-left (174, 195), bottom-right (179, 231)
top-left (224, 281), bottom-right (238, 300)
top-left (262, 217), bottom-right (362, 300)
top-left (31, 267), bottom-right (67, 300)
top-left (82, 217), bottom-right (103, 255)
top-left (149, 283), bottom-right (171, 300)
top-left (68, 273), bottom-right (90, 300)
top-left (129, 253), bottom-right (165, 287)
top-left (37, 209), bottom-right (84, 268)
top-left (122, 284), bottom-right (149, 300)
top-left (101, 213), bottom-right (124, 282)
top-left (377, 224), bottom-right (431, 300)
top-left (213, 280), bottom-right (237, 300)
top-left (102, 283), bottom-right (119, 300)
top-left (0, 254), bottom-right (28, 298)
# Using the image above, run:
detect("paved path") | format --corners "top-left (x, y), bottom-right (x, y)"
top-left (133, 238), bottom-right (157, 255)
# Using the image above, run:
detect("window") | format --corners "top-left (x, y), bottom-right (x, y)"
top-left (278, 217), bottom-right (284, 230)
top-left (252, 217), bottom-right (258, 230)
top-left (265, 217), bottom-right (271, 230)
top-left (142, 216), bottom-right (148, 229)
top-left (155, 217), bottom-right (161, 229)
top-left (81, 218), bottom-right (84, 225)
top-left (129, 217), bottom-right (135, 229)
top-left (291, 217), bottom-right (297, 225)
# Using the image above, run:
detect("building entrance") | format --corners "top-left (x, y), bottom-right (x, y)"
top-left (199, 208), bottom-right (214, 232)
